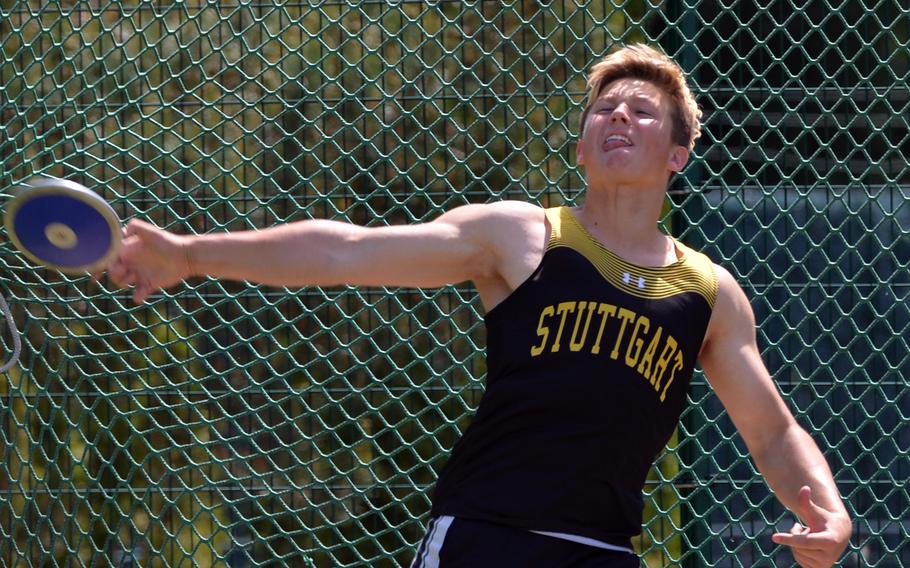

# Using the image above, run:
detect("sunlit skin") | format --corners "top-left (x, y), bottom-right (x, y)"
top-left (575, 78), bottom-right (689, 267)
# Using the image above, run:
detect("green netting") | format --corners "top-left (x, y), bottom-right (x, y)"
top-left (1, 1), bottom-right (908, 566)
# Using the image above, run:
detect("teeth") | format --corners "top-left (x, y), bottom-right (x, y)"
top-left (606, 135), bottom-right (631, 145)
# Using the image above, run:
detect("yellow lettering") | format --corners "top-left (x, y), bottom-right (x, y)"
top-left (609, 308), bottom-right (637, 360)
top-left (530, 305), bottom-right (555, 356)
top-left (651, 336), bottom-right (679, 389)
top-left (660, 350), bottom-right (685, 402)
top-left (569, 301), bottom-right (597, 352)
top-left (624, 315), bottom-right (650, 368)
top-left (637, 326), bottom-right (663, 381)
top-left (591, 303), bottom-right (617, 355)
top-left (551, 301), bottom-right (577, 352)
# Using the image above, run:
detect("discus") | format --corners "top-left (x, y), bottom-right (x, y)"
top-left (3, 177), bottom-right (121, 274)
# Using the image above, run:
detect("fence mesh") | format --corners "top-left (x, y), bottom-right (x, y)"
top-left (1, 1), bottom-right (908, 566)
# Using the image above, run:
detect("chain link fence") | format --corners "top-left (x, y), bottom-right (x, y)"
top-left (1, 1), bottom-right (907, 566)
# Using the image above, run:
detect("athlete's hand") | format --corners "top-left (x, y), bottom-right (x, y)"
top-left (107, 219), bottom-right (193, 303)
top-left (771, 486), bottom-right (851, 568)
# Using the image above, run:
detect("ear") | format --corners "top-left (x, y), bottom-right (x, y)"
top-left (577, 140), bottom-right (585, 166)
top-left (667, 145), bottom-right (689, 173)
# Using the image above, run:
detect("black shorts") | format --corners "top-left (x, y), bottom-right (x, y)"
top-left (410, 516), bottom-right (642, 568)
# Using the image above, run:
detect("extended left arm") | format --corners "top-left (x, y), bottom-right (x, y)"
top-left (699, 267), bottom-right (851, 568)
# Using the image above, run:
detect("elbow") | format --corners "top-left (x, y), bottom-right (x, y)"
top-left (747, 416), bottom-right (803, 464)
top-left (275, 221), bottom-right (357, 287)
top-left (315, 225), bottom-right (364, 285)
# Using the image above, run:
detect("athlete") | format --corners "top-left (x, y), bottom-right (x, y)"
top-left (107, 44), bottom-right (851, 567)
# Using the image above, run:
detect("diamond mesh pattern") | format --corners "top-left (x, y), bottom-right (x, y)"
top-left (1, 2), bottom-right (907, 566)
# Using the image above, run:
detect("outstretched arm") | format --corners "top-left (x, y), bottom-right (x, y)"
top-left (698, 266), bottom-right (851, 568)
top-left (108, 201), bottom-right (540, 303)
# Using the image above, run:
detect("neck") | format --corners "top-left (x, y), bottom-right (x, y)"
top-left (575, 179), bottom-right (672, 263)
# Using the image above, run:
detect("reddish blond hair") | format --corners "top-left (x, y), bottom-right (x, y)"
top-left (579, 44), bottom-right (702, 151)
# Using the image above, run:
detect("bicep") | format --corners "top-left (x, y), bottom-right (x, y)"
top-left (699, 268), bottom-right (797, 455)
top-left (338, 205), bottom-right (498, 288)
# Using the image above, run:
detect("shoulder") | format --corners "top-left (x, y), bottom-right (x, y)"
top-left (711, 263), bottom-right (740, 296)
top-left (431, 201), bottom-right (549, 290)
top-left (703, 263), bottom-right (757, 348)
top-left (434, 200), bottom-right (546, 245)
top-left (712, 264), bottom-right (753, 315)
top-left (436, 200), bottom-right (544, 225)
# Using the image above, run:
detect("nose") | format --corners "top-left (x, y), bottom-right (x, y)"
top-left (609, 103), bottom-right (631, 124)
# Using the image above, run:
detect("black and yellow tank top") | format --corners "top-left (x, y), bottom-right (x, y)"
top-left (430, 206), bottom-right (718, 550)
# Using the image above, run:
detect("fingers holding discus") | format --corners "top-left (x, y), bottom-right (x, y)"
top-left (6, 177), bottom-right (194, 303)
top-left (3, 177), bottom-right (122, 275)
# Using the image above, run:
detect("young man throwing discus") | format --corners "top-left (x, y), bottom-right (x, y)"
top-left (108, 44), bottom-right (851, 567)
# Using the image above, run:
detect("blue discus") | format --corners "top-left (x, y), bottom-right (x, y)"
top-left (3, 177), bottom-right (121, 274)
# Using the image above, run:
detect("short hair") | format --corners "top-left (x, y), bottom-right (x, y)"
top-left (579, 44), bottom-right (702, 151)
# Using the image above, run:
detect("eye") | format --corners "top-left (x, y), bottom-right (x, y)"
top-left (636, 109), bottom-right (653, 117)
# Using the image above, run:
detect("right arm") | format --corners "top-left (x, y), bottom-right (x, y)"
top-left (109, 201), bottom-right (543, 303)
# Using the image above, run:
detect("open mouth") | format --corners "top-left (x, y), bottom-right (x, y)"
top-left (603, 134), bottom-right (632, 152)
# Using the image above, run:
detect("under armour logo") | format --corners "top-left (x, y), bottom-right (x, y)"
top-left (623, 272), bottom-right (646, 289)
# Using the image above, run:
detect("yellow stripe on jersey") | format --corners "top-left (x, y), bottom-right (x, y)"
top-left (545, 207), bottom-right (718, 307)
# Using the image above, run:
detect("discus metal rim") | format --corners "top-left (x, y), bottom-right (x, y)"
top-left (3, 177), bottom-right (122, 274)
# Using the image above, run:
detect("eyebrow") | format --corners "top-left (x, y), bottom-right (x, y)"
top-left (598, 95), bottom-right (658, 106)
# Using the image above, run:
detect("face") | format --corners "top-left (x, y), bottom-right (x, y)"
top-left (577, 78), bottom-right (688, 185)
